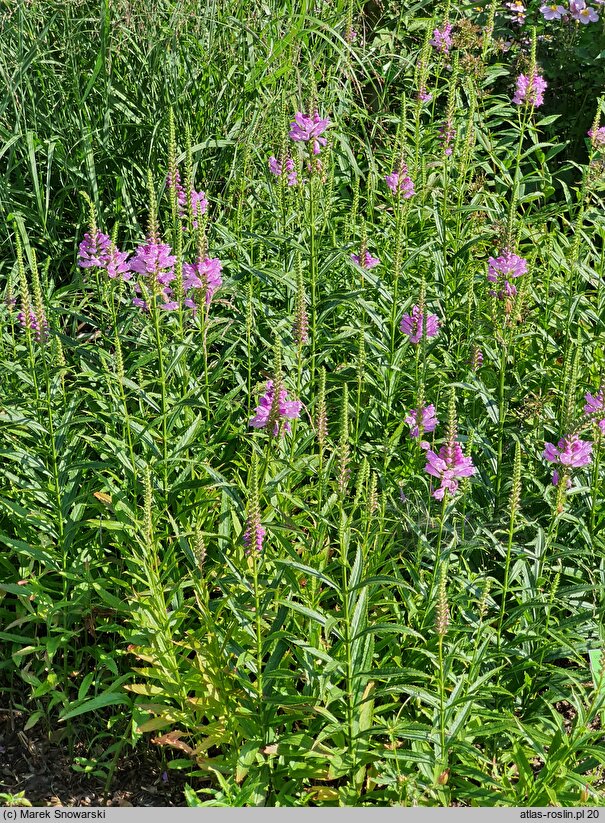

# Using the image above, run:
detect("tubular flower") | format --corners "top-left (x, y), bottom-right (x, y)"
top-left (405, 404), bottom-right (439, 438)
top-left (430, 23), bottom-right (453, 54)
top-left (584, 389), bottom-right (605, 433)
top-left (289, 111), bottom-right (330, 155)
top-left (129, 241), bottom-right (176, 285)
top-left (249, 380), bottom-right (302, 435)
top-left (424, 441), bottom-right (476, 500)
top-left (400, 305), bottom-right (440, 344)
top-left (512, 73), bottom-right (547, 107)
top-left (183, 257), bottom-right (223, 308)
top-left (385, 162), bottom-right (415, 198)
top-left (543, 434), bottom-right (593, 484)
top-left (487, 250), bottom-right (528, 299)
top-left (351, 250), bottom-right (380, 269)
top-left (105, 244), bottom-right (131, 280)
top-left (78, 231), bottom-right (111, 269)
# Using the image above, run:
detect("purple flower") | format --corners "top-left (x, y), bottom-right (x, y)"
top-left (249, 380), bottom-right (302, 435)
top-left (243, 520), bottom-right (266, 555)
top-left (400, 305), bottom-right (440, 344)
top-left (424, 442), bottom-right (476, 500)
top-left (430, 23), bottom-right (453, 54)
top-left (512, 73), bottom-right (547, 107)
top-left (506, 0), bottom-right (527, 23)
top-left (289, 111), bottom-right (330, 155)
top-left (439, 121), bottom-right (456, 156)
top-left (469, 346), bottom-right (484, 371)
top-left (269, 155), bottom-right (298, 186)
top-left (78, 231), bottom-right (111, 269)
top-left (570, 0), bottom-right (599, 21)
top-left (17, 309), bottom-right (47, 342)
top-left (543, 434), bottom-right (593, 484)
top-left (487, 250), bottom-right (528, 300)
top-left (168, 167), bottom-right (208, 224)
top-left (584, 388), bottom-right (605, 433)
top-left (417, 88), bottom-right (432, 104)
top-left (351, 250), bottom-right (380, 269)
top-left (105, 244), bottom-right (131, 281)
top-left (183, 257), bottom-right (223, 308)
top-left (588, 126), bottom-right (605, 147)
top-left (129, 241), bottom-right (176, 286)
top-left (405, 404), bottom-right (439, 438)
top-left (385, 162), bottom-right (415, 198)
top-left (540, 3), bottom-right (566, 18)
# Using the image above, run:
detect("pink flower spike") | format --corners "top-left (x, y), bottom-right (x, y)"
top-left (400, 305), bottom-right (440, 344)
top-left (289, 111), bottom-right (330, 154)
top-left (249, 380), bottom-right (302, 436)
top-left (425, 441), bottom-right (475, 499)
top-left (351, 251), bottom-right (380, 269)
top-left (405, 404), bottom-right (439, 438)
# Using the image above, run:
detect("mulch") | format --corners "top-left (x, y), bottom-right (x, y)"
top-left (0, 710), bottom-right (190, 807)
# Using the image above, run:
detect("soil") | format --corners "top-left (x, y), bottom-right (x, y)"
top-left (0, 710), bottom-right (190, 807)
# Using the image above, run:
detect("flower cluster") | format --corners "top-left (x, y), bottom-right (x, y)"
top-left (588, 126), bottom-right (605, 148)
top-left (487, 250), bottom-right (528, 299)
top-left (543, 434), bottom-right (592, 485)
top-left (542, 0), bottom-right (600, 21)
top-left (289, 111), bottom-right (330, 155)
top-left (405, 404), bottom-right (438, 439)
top-left (249, 380), bottom-right (302, 435)
top-left (243, 520), bottom-right (266, 556)
top-left (512, 73), bottom-right (547, 108)
top-left (182, 257), bottom-right (223, 309)
top-left (17, 309), bottom-right (48, 342)
top-left (400, 305), bottom-right (440, 344)
top-left (78, 231), bottom-right (111, 269)
top-left (385, 162), bottom-right (415, 198)
top-left (425, 441), bottom-right (476, 500)
top-left (506, 0), bottom-right (527, 24)
top-left (268, 155), bottom-right (298, 186)
top-left (167, 167), bottom-right (208, 224)
top-left (429, 23), bottom-right (453, 54)
top-left (351, 250), bottom-right (380, 269)
top-left (439, 121), bottom-right (456, 157)
top-left (78, 231), bottom-right (223, 314)
top-left (584, 388), bottom-right (605, 433)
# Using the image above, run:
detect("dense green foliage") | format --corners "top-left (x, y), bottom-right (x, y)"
top-left (1, 0), bottom-right (605, 808)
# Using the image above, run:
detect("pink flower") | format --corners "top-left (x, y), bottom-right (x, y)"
top-left (268, 155), bottom-right (298, 185)
top-left (540, 3), bottom-right (566, 18)
top-left (584, 388), bottom-right (605, 433)
top-left (351, 250), bottom-right (380, 269)
top-left (425, 442), bottom-right (476, 500)
top-left (588, 126), bottom-right (605, 147)
top-left (129, 241), bottom-right (176, 285)
top-left (249, 380), bottom-right (302, 435)
top-left (183, 257), bottom-right (223, 307)
top-left (105, 244), bottom-right (131, 281)
top-left (512, 73), bottom-right (547, 107)
top-left (385, 162), bottom-right (415, 198)
top-left (429, 23), bottom-right (453, 54)
top-left (243, 521), bottom-right (266, 555)
top-left (417, 89), bottom-right (432, 103)
top-left (570, 0), bottom-right (599, 20)
top-left (543, 434), bottom-right (593, 483)
top-left (487, 250), bottom-right (528, 300)
top-left (289, 111), bottom-right (330, 155)
top-left (400, 305), bottom-right (440, 344)
top-left (78, 231), bottom-right (111, 269)
top-left (405, 404), bottom-right (439, 438)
